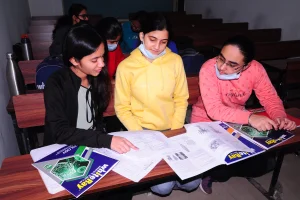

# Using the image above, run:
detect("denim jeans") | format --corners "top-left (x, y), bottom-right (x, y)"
top-left (151, 179), bottom-right (201, 196)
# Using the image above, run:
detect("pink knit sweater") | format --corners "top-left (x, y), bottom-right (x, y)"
top-left (191, 58), bottom-right (286, 124)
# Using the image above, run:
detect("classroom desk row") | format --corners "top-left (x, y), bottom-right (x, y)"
top-left (0, 108), bottom-right (300, 200)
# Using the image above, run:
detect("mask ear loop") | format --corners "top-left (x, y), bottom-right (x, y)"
top-left (243, 62), bottom-right (251, 71)
top-left (237, 62), bottom-right (251, 75)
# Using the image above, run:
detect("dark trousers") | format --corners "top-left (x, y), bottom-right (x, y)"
top-left (204, 154), bottom-right (276, 182)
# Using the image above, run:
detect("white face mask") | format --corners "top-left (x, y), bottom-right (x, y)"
top-left (215, 64), bottom-right (241, 80)
top-left (107, 43), bottom-right (118, 51)
top-left (138, 43), bottom-right (166, 60)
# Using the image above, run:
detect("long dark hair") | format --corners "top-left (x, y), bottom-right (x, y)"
top-left (52, 4), bottom-right (87, 39)
top-left (95, 17), bottom-right (122, 40)
top-left (63, 23), bottom-right (112, 122)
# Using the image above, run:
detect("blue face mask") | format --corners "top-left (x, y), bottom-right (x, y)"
top-left (107, 43), bottom-right (118, 51)
top-left (138, 43), bottom-right (166, 60)
top-left (215, 64), bottom-right (241, 80)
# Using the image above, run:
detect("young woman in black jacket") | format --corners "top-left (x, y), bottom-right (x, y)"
top-left (44, 23), bottom-right (137, 154)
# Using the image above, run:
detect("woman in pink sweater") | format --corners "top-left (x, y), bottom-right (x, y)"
top-left (191, 36), bottom-right (296, 131)
top-left (192, 35), bottom-right (296, 195)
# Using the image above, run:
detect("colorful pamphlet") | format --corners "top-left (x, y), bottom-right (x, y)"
top-left (32, 145), bottom-right (118, 198)
top-left (227, 123), bottom-right (294, 149)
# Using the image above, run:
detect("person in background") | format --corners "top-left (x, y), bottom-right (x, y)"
top-left (120, 10), bottom-right (147, 54)
top-left (121, 11), bottom-right (178, 54)
top-left (95, 17), bottom-right (124, 79)
top-left (95, 17), bottom-right (127, 133)
top-left (49, 3), bottom-right (89, 56)
top-left (44, 23), bottom-right (137, 156)
top-left (114, 12), bottom-right (201, 197)
top-left (191, 35), bottom-right (296, 194)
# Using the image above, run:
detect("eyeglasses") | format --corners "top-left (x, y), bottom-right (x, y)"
top-left (77, 14), bottom-right (89, 19)
top-left (216, 55), bottom-right (245, 71)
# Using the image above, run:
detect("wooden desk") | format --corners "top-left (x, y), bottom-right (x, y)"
top-left (19, 60), bottom-right (43, 85)
top-left (261, 60), bottom-right (287, 71)
top-left (260, 58), bottom-right (300, 97)
top-left (0, 129), bottom-right (183, 200)
top-left (1, 109), bottom-right (300, 200)
top-left (6, 90), bottom-right (42, 113)
top-left (260, 59), bottom-right (287, 88)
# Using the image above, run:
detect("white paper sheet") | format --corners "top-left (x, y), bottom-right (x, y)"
top-left (184, 122), bottom-right (252, 161)
top-left (30, 144), bottom-right (66, 194)
top-left (109, 130), bottom-right (171, 160)
top-left (95, 148), bottom-right (161, 182)
top-left (162, 134), bottom-right (220, 180)
top-left (162, 122), bottom-right (254, 180)
top-left (95, 130), bottom-right (173, 182)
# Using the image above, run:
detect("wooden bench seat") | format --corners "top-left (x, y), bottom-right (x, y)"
top-left (173, 22), bottom-right (249, 37)
top-left (31, 20), bottom-right (56, 26)
top-left (255, 40), bottom-right (300, 61)
top-left (171, 18), bottom-right (223, 29)
top-left (12, 75), bottom-right (199, 129)
top-left (29, 33), bottom-right (52, 42)
top-left (31, 16), bottom-right (60, 20)
top-left (29, 25), bottom-right (54, 33)
top-left (192, 28), bottom-right (281, 46)
top-left (19, 60), bottom-right (43, 85)
top-left (31, 42), bottom-right (51, 60)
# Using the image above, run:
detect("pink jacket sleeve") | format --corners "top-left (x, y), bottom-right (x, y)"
top-left (252, 62), bottom-right (286, 119)
top-left (199, 63), bottom-right (251, 124)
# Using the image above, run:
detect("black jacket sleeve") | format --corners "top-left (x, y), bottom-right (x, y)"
top-left (44, 75), bottom-right (113, 148)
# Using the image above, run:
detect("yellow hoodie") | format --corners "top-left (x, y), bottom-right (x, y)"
top-left (114, 47), bottom-right (189, 131)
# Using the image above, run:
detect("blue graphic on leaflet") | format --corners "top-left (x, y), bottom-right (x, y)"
top-left (224, 136), bottom-right (265, 164)
top-left (61, 151), bottom-right (118, 198)
top-left (219, 122), bottom-right (231, 130)
top-left (32, 146), bottom-right (119, 198)
top-left (253, 129), bottom-right (294, 149)
top-left (36, 145), bottom-right (80, 163)
top-left (218, 122), bottom-right (265, 164)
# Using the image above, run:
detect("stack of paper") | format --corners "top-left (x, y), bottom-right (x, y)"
top-left (31, 123), bottom-right (270, 195)
top-left (96, 130), bottom-right (172, 182)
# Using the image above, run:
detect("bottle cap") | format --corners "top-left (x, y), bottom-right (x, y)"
top-left (21, 34), bottom-right (28, 39)
top-left (6, 52), bottom-right (14, 59)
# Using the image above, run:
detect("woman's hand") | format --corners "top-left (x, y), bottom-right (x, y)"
top-left (248, 114), bottom-right (278, 131)
top-left (274, 117), bottom-right (297, 131)
top-left (110, 136), bottom-right (138, 154)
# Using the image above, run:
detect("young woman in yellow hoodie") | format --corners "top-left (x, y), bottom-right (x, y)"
top-left (114, 12), bottom-right (201, 197)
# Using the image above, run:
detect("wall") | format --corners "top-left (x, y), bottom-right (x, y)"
top-left (0, 0), bottom-right (31, 167)
top-left (29, 0), bottom-right (64, 16)
top-left (185, 0), bottom-right (300, 40)
top-left (63, 0), bottom-right (173, 18)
